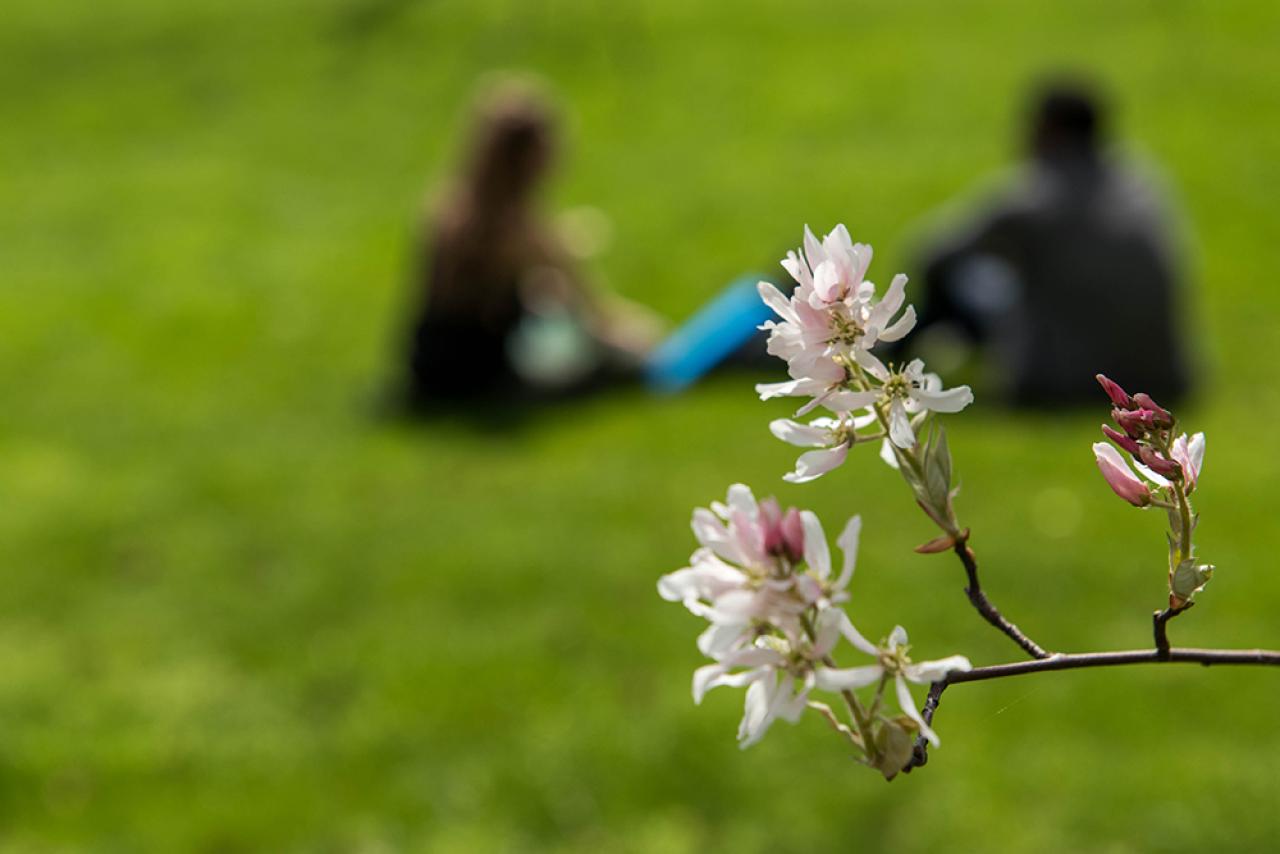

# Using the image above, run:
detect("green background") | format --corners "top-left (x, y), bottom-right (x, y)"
top-left (3, 0), bottom-right (1279, 850)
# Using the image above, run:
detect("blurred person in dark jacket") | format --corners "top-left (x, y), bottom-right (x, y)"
top-left (913, 80), bottom-right (1192, 406)
top-left (399, 78), bottom-right (659, 409)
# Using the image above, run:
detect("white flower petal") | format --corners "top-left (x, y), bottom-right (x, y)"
top-left (1130, 458), bottom-right (1170, 487)
top-left (877, 304), bottom-right (917, 343)
top-left (912, 384), bottom-right (974, 414)
top-left (835, 611), bottom-right (880, 656)
top-left (833, 514), bottom-right (862, 592)
top-left (814, 664), bottom-right (883, 691)
top-left (905, 655), bottom-right (972, 684)
top-left (757, 281), bottom-right (797, 324)
top-left (853, 347), bottom-right (889, 380)
top-left (756, 378), bottom-right (821, 401)
top-left (803, 225), bottom-right (826, 270)
top-left (895, 674), bottom-right (939, 747)
top-left (737, 671), bottom-right (776, 747)
top-left (725, 484), bottom-right (757, 516)
top-left (822, 389), bottom-right (880, 411)
top-left (697, 621), bottom-right (750, 658)
top-left (783, 445), bottom-right (849, 484)
top-left (888, 625), bottom-right (909, 650)
top-left (769, 418), bottom-right (832, 448)
top-left (879, 438), bottom-right (901, 470)
top-left (888, 401), bottom-right (915, 449)
top-left (800, 510), bottom-right (830, 579)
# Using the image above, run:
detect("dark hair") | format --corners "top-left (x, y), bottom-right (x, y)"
top-left (1030, 80), bottom-right (1106, 155)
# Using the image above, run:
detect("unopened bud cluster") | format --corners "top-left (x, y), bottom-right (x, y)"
top-left (1092, 375), bottom-right (1211, 607)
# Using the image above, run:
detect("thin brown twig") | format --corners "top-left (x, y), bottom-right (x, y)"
top-left (902, 645), bottom-right (1280, 773)
top-left (1153, 602), bottom-right (1194, 658)
top-left (953, 538), bottom-right (1051, 660)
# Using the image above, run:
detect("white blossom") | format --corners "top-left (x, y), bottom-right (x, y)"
top-left (769, 411), bottom-right (878, 483)
top-left (854, 355), bottom-right (973, 449)
top-left (755, 225), bottom-right (918, 415)
top-left (814, 624), bottom-right (971, 747)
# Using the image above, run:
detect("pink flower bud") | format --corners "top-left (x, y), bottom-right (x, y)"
top-left (1093, 442), bottom-right (1152, 507)
top-left (1113, 407), bottom-right (1155, 439)
top-left (780, 507), bottom-right (806, 563)
top-left (1132, 393), bottom-right (1174, 428)
top-left (1096, 374), bottom-right (1132, 408)
top-left (1101, 424), bottom-right (1142, 456)
top-left (760, 498), bottom-right (805, 563)
top-left (1137, 445), bottom-right (1181, 479)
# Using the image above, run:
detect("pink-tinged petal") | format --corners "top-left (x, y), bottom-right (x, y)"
top-left (895, 675), bottom-right (939, 747)
top-left (879, 438), bottom-right (901, 470)
top-left (800, 510), bottom-right (830, 579)
top-left (911, 384), bottom-right (973, 414)
top-left (852, 241), bottom-right (873, 282)
top-left (803, 225), bottom-right (826, 270)
top-left (656, 561), bottom-right (745, 605)
top-left (833, 514), bottom-right (862, 592)
top-left (814, 664), bottom-right (883, 691)
top-left (757, 281), bottom-right (797, 324)
top-left (780, 250), bottom-right (811, 288)
top-left (1170, 432), bottom-right (1206, 489)
top-left (867, 273), bottom-right (908, 330)
top-left (1092, 442), bottom-right (1152, 506)
top-left (904, 655), bottom-right (972, 684)
top-left (824, 223), bottom-right (855, 262)
top-left (888, 401), bottom-right (915, 449)
top-left (812, 260), bottom-right (842, 303)
top-left (769, 418), bottom-right (831, 448)
top-left (783, 445), bottom-right (849, 484)
top-left (1188, 432), bottom-right (1205, 481)
top-left (691, 508), bottom-right (746, 564)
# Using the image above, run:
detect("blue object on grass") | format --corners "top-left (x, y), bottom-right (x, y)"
top-left (645, 274), bottom-right (777, 393)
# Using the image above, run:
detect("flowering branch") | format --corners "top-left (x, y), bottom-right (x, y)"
top-left (658, 223), bottom-right (1265, 781)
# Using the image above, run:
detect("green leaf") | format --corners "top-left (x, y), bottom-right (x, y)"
top-left (1171, 559), bottom-right (1215, 601)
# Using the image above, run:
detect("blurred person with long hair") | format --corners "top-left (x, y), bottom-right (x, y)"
top-left (912, 79), bottom-right (1193, 406)
top-left (400, 78), bottom-right (659, 408)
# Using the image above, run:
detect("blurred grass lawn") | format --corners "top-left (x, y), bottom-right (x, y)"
top-left (4, 0), bottom-right (1280, 850)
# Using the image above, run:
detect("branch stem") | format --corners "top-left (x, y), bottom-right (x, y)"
top-left (1153, 603), bottom-right (1193, 657)
top-left (953, 539), bottom-right (1051, 660)
top-left (902, 645), bottom-right (1280, 772)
